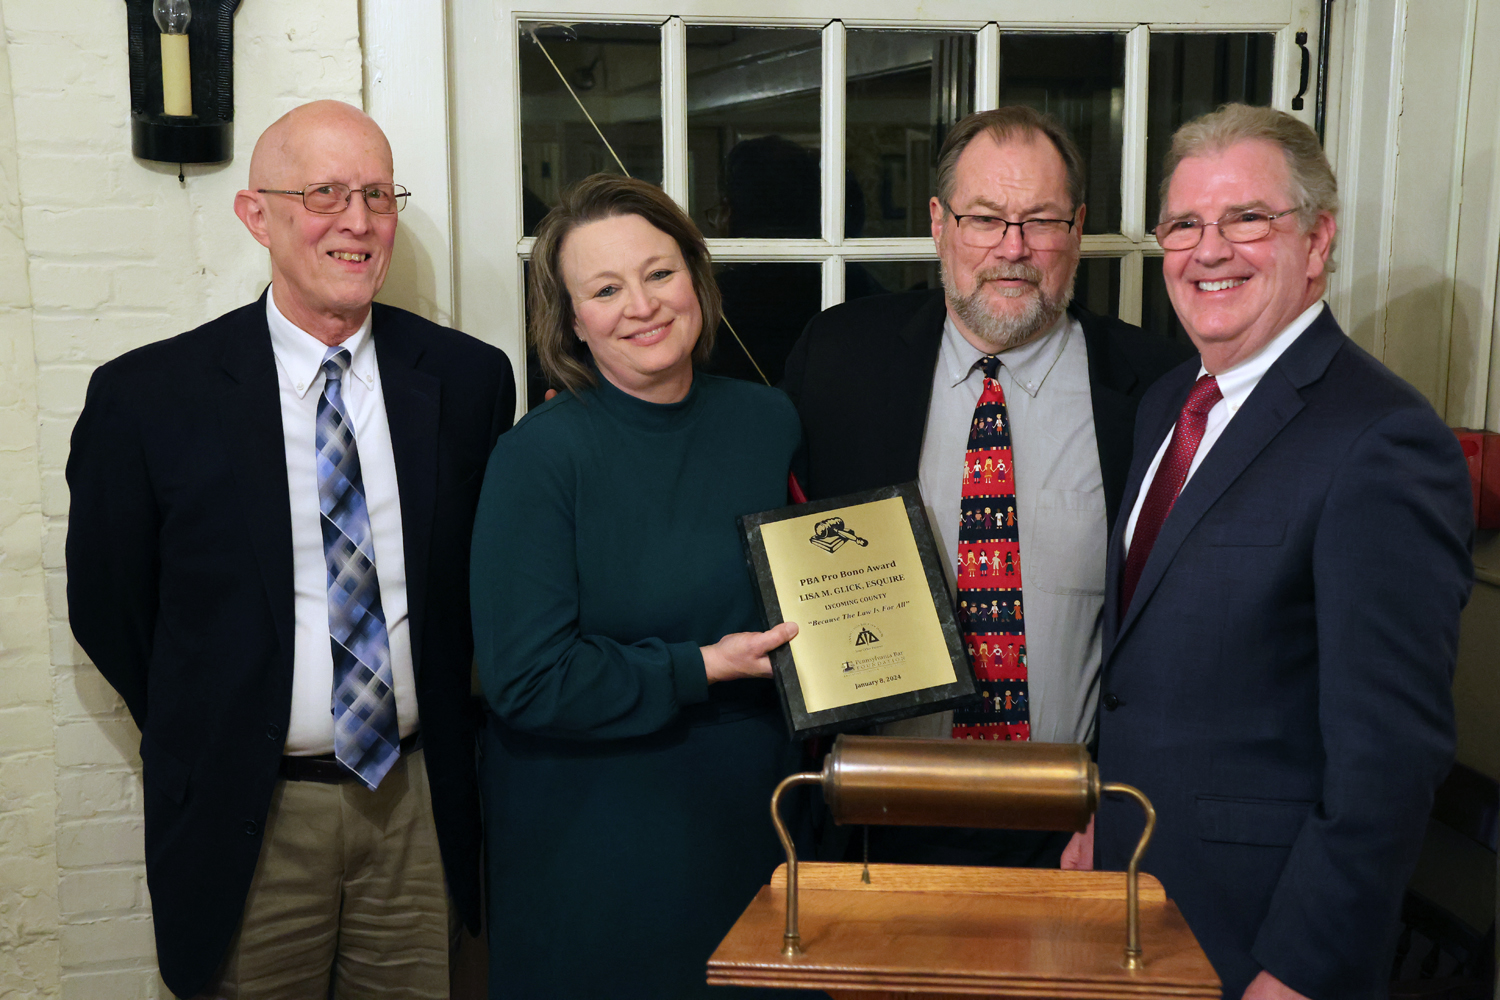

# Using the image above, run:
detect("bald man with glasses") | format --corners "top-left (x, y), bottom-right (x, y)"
top-left (783, 106), bottom-right (1191, 867)
top-left (66, 100), bottom-right (515, 999)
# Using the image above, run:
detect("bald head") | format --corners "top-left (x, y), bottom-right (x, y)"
top-left (235, 100), bottom-right (400, 345)
top-left (248, 100), bottom-right (393, 191)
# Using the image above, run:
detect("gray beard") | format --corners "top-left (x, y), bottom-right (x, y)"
top-left (942, 260), bottom-right (1075, 351)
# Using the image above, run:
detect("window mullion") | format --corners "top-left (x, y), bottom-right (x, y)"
top-left (976, 23), bottom-right (1000, 111)
top-left (822, 19), bottom-right (847, 248)
top-left (1119, 251), bottom-right (1144, 326)
top-left (661, 16), bottom-right (689, 207)
top-left (1121, 23), bottom-right (1149, 244)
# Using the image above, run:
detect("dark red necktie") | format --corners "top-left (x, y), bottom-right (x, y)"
top-left (1120, 374), bottom-right (1222, 614)
top-left (951, 355), bottom-right (1029, 741)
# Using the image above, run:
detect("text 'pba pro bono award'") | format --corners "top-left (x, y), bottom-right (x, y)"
top-left (740, 482), bottom-right (975, 737)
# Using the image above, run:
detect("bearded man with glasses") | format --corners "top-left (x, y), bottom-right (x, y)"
top-left (1067, 104), bottom-right (1473, 1000)
top-left (783, 106), bottom-right (1190, 868)
top-left (65, 100), bottom-right (515, 998)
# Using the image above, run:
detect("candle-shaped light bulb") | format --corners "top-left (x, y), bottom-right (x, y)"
top-left (154, 0), bottom-right (193, 117)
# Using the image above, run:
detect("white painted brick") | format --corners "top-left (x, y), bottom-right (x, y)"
top-left (50, 625), bottom-right (88, 670)
top-left (59, 966), bottom-right (161, 1000)
top-left (58, 870), bottom-right (139, 918)
top-left (35, 415), bottom-right (73, 473)
top-left (5, 937), bottom-right (62, 999)
top-left (33, 367), bottom-right (91, 424)
top-left (12, 154), bottom-right (137, 213)
top-left (0, 755), bottom-right (55, 808)
top-left (55, 770), bottom-right (137, 820)
top-left (20, 207), bottom-right (178, 261)
top-left (42, 569), bottom-right (67, 623)
top-left (0, 664), bottom-right (48, 710)
top-left (31, 311), bottom-right (174, 366)
top-left (0, 791), bottom-right (55, 851)
top-left (52, 665), bottom-right (125, 723)
top-left (55, 817), bottom-right (143, 869)
top-left (39, 470), bottom-right (67, 519)
top-left (0, 705), bottom-right (52, 754)
top-left (53, 720), bottom-right (137, 769)
top-left (43, 522), bottom-right (67, 571)
top-left (30, 266), bottom-right (111, 312)
top-left (57, 914), bottom-right (155, 967)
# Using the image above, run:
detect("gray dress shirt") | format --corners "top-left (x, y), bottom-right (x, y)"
top-left (882, 311), bottom-right (1106, 744)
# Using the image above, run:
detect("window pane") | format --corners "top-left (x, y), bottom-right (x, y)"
top-left (1141, 255), bottom-right (1192, 346)
top-left (847, 30), bottom-right (976, 240)
top-left (1146, 33), bottom-right (1275, 224)
top-left (849, 259), bottom-right (939, 299)
top-left (708, 261), bottom-right (823, 385)
top-left (686, 27), bottom-right (822, 238)
top-left (519, 23), bottom-right (663, 234)
top-left (998, 33), bottom-right (1126, 235)
top-left (1074, 257), bottom-right (1122, 320)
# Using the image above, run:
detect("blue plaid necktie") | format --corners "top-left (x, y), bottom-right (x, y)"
top-left (317, 347), bottom-right (400, 789)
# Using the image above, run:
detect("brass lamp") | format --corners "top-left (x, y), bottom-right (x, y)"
top-left (770, 736), bottom-right (1156, 968)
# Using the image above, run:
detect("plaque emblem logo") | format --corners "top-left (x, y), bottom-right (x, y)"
top-left (852, 625), bottom-right (882, 646)
top-left (809, 516), bottom-right (869, 553)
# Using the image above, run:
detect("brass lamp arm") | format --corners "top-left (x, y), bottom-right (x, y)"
top-left (770, 772), bottom-right (822, 957)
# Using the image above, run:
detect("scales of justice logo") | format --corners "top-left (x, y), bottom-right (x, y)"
top-left (809, 515), bottom-right (869, 553)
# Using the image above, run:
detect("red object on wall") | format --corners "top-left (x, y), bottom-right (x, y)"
top-left (1452, 428), bottom-right (1500, 530)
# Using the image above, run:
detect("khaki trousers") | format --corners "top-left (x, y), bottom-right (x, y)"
top-left (197, 749), bottom-right (454, 1000)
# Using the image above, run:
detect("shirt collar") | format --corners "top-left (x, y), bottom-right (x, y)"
top-left (939, 308), bottom-right (1073, 398)
top-left (266, 289), bottom-right (376, 399)
top-left (1200, 299), bottom-right (1325, 415)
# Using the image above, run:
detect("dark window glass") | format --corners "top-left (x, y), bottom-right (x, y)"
top-left (846, 30), bottom-right (976, 240)
top-left (1141, 255), bottom-right (1192, 346)
top-left (708, 261), bottom-right (823, 385)
top-left (1146, 33), bottom-right (1275, 224)
top-left (997, 33), bottom-right (1126, 235)
top-left (1073, 257), bottom-right (1122, 320)
top-left (848, 259), bottom-right (939, 299)
top-left (686, 27), bottom-right (822, 238)
top-left (519, 23), bottom-right (662, 235)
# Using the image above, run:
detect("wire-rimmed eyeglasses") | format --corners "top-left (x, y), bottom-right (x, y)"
top-left (257, 182), bottom-right (411, 215)
top-left (941, 200), bottom-right (1078, 250)
top-left (1153, 208), bottom-right (1299, 250)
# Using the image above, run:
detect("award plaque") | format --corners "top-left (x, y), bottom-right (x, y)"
top-left (740, 482), bottom-right (976, 737)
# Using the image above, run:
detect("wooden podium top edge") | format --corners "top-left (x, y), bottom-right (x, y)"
top-left (768, 862), bottom-right (1169, 903)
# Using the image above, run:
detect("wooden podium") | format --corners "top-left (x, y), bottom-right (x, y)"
top-left (708, 862), bottom-right (1221, 998)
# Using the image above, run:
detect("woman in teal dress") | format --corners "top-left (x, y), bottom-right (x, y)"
top-left (470, 174), bottom-right (806, 999)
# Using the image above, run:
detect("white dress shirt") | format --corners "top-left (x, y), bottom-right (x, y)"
top-left (267, 291), bottom-right (418, 755)
top-left (888, 310), bottom-right (1107, 744)
top-left (1124, 300), bottom-right (1326, 552)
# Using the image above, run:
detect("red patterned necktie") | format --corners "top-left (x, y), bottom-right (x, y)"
top-left (952, 356), bottom-right (1029, 741)
top-left (1120, 374), bottom-right (1223, 613)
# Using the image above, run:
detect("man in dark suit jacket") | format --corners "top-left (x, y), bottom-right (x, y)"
top-left (1074, 105), bottom-right (1472, 999)
top-left (784, 107), bottom-right (1190, 866)
top-left (65, 101), bottom-right (514, 998)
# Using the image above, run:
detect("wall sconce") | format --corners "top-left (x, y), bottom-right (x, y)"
top-left (124, 0), bottom-right (245, 165)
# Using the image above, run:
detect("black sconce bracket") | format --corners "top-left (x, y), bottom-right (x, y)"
top-left (124, 0), bottom-right (244, 164)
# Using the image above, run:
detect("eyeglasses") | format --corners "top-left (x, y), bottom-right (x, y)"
top-left (257, 182), bottom-right (411, 215)
top-left (1153, 208), bottom-right (1299, 250)
top-left (941, 200), bottom-right (1077, 250)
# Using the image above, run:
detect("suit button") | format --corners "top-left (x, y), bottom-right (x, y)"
top-left (1102, 693), bottom-right (1120, 711)
top-left (266, 723), bottom-right (281, 741)
top-left (243, 821), bottom-right (258, 836)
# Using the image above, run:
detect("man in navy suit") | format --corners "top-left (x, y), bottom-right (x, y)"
top-left (1063, 105), bottom-right (1473, 999)
top-left (66, 101), bottom-right (514, 998)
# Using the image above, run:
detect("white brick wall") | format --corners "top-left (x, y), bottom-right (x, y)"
top-left (0, 1), bottom-right (362, 995)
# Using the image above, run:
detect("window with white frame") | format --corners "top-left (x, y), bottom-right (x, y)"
top-left (448, 2), bottom-right (1323, 408)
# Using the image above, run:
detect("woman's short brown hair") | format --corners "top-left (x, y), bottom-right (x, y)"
top-left (529, 174), bottom-right (721, 395)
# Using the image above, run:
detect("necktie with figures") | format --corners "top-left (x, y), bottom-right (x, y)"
top-left (1120, 374), bottom-right (1223, 614)
top-left (317, 347), bottom-right (400, 789)
top-left (951, 355), bottom-right (1030, 741)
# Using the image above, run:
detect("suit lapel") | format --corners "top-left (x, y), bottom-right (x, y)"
top-left (373, 306), bottom-right (440, 674)
top-left (1112, 307), bottom-right (1345, 646)
top-left (217, 295), bottom-right (296, 657)
top-left (885, 292), bottom-right (949, 481)
top-left (1076, 305), bottom-right (1141, 531)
